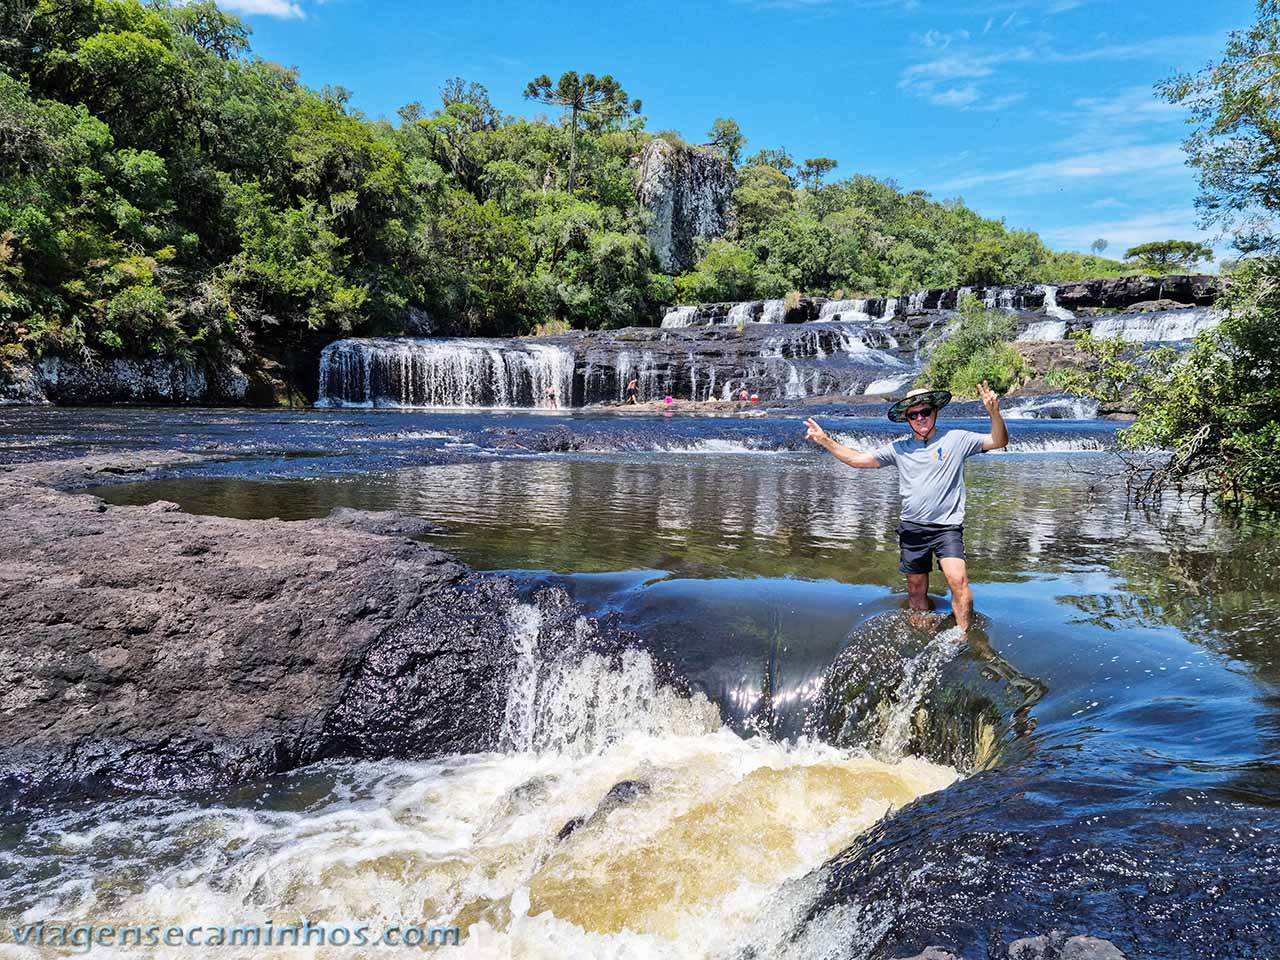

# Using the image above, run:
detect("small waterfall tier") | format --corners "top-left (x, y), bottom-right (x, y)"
top-left (318, 338), bottom-right (575, 409)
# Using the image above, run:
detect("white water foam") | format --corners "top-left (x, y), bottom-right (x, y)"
top-left (1004, 397), bottom-right (1100, 420)
top-left (9, 602), bottom-right (958, 960)
top-left (863, 374), bottom-right (915, 396)
top-left (1090, 307), bottom-right (1221, 342)
top-left (661, 306), bottom-right (698, 329)
top-left (1017, 321), bottom-right (1068, 342)
top-left (878, 627), bottom-right (967, 760)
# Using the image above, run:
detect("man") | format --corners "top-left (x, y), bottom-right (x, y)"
top-left (804, 382), bottom-right (1008, 632)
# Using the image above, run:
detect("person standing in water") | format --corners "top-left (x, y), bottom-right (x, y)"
top-left (625, 377), bottom-right (639, 404)
top-left (804, 383), bottom-right (1008, 632)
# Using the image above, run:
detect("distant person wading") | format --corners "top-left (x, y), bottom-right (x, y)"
top-left (804, 383), bottom-right (1008, 632)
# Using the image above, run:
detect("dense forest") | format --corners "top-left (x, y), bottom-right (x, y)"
top-left (0, 0), bottom-right (1148, 364)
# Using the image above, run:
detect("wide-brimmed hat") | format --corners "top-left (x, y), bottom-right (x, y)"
top-left (887, 388), bottom-right (952, 423)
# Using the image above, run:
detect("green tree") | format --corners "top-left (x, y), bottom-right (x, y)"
top-left (707, 117), bottom-right (745, 165)
top-left (523, 71), bottom-right (640, 194)
top-left (744, 147), bottom-right (795, 178)
top-left (798, 157), bottom-right (838, 189)
top-left (1123, 239), bottom-right (1214, 274)
top-left (674, 239), bottom-right (759, 303)
top-left (1159, 0), bottom-right (1280, 254)
top-left (733, 165), bottom-right (794, 238)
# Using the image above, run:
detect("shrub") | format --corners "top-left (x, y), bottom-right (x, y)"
top-left (919, 293), bottom-right (1029, 396)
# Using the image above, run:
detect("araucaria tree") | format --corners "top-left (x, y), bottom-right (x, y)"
top-left (1123, 239), bottom-right (1214, 274)
top-left (523, 72), bottom-right (640, 194)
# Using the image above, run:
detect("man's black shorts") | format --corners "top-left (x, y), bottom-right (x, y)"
top-left (898, 521), bottom-right (965, 574)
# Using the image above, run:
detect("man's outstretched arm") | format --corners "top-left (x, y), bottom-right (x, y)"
top-left (978, 380), bottom-right (1008, 451)
top-left (805, 418), bottom-right (883, 469)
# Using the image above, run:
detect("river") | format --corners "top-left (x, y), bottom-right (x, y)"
top-left (2, 406), bottom-right (1278, 958)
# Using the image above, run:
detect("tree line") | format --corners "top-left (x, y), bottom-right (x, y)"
top-left (0, 0), bottom-right (1214, 366)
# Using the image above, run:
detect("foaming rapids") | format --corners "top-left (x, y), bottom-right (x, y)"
top-left (3, 600), bottom-right (959, 959)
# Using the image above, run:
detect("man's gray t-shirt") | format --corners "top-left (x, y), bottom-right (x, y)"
top-left (871, 429), bottom-right (988, 526)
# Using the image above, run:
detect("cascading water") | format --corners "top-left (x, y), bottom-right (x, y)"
top-left (761, 299), bottom-right (788, 324)
top-left (1090, 307), bottom-right (1221, 342)
top-left (317, 338), bottom-right (574, 409)
top-left (661, 306), bottom-right (698, 329)
top-left (1017, 321), bottom-right (1068, 341)
top-left (1036, 284), bottom-right (1074, 321)
top-left (818, 299), bottom-right (875, 323)
top-left (3, 591), bottom-right (957, 960)
top-left (725, 301), bottom-right (761, 327)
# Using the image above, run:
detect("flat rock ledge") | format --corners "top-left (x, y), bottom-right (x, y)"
top-left (0, 451), bottom-right (496, 808)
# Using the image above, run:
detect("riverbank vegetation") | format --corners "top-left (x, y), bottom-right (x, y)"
top-left (1059, 0), bottom-right (1280, 507)
top-left (1, 0), bottom-right (1147, 364)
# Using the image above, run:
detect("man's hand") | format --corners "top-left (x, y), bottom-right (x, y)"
top-left (804, 418), bottom-right (829, 445)
top-left (978, 380), bottom-right (1000, 416)
top-left (978, 380), bottom-right (1009, 451)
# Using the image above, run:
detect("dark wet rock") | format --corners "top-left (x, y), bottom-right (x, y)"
top-left (596, 778), bottom-right (651, 813)
top-left (1008, 930), bottom-right (1127, 959)
top-left (1054, 274), bottom-right (1219, 309)
top-left (894, 949), bottom-right (964, 960)
top-left (324, 577), bottom-right (522, 758)
top-left (0, 358), bottom-right (47, 405)
top-left (816, 615), bottom-right (1045, 772)
top-left (557, 817), bottom-right (586, 841)
top-left (773, 736), bottom-right (1280, 959)
top-left (557, 779), bottom-right (652, 843)
top-left (0, 452), bottom-right (471, 807)
top-left (33, 350), bottom-right (251, 404)
top-left (634, 138), bottom-right (736, 273)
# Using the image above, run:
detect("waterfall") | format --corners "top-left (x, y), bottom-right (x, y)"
top-left (817, 299), bottom-right (874, 323)
top-left (760, 299), bottom-right (787, 324)
top-left (1090, 307), bottom-right (1221, 342)
top-left (878, 627), bottom-right (967, 760)
top-left (1036, 284), bottom-right (1074, 321)
top-left (864, 373), bottom-right (915, 395)
top-left (982, 286), bottom-right (1018, 311)
top-left (1017, 321), bottom-right (1068, 342)
top-left (725, 301), bottom-right (762, 327)
top-left (661, 306), bottom-right (698, 329)
top-left (316, 338), bottom-right (574, 409)
top-left (616, 349), bottom-right (662, 401)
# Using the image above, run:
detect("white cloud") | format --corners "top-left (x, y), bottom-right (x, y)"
top-left (939, 143), bottom-right (1187, 191)
top-left (1039, 208), bottom-right (1223, 257)
top-left (217, 0), bottom-right (304, 17)
top-left (1071, 85), bottom-right (1183, 125)
top-left (899, 31), bottom-right (1217, 114)
top-left (917, 29), bottom-right (970, 49)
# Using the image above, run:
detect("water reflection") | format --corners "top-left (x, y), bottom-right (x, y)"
top-left (94, 451), bottom-right (1240, 586)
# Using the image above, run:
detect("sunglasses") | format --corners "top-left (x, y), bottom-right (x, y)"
top-left (905, 408), bottom-right (934, 421)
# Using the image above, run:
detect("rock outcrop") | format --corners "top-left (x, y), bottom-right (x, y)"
top-left (0, 452), bottom-right (481, 807)
top-left (634, 138), bottom-right (736, 272)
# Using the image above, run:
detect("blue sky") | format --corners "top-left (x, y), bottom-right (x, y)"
top-left (226, 0), bottom-right (1251, 263)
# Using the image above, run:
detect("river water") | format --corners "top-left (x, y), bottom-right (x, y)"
top-left (3, 406), bottom-right (1279, 958)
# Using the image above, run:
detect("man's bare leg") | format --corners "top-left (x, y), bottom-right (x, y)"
top-left (906, 572), bottom-right (931, 612)
top-left (939, 557), bottom-right (973, 631)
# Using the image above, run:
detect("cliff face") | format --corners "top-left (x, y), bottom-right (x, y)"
top-left (634, 139), bottom-right (736, 273)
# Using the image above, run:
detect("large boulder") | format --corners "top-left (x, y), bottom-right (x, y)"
top-left (0, 453), bottom-right (473, 806)
top-left (634, 138), bottom-right (736, 273)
